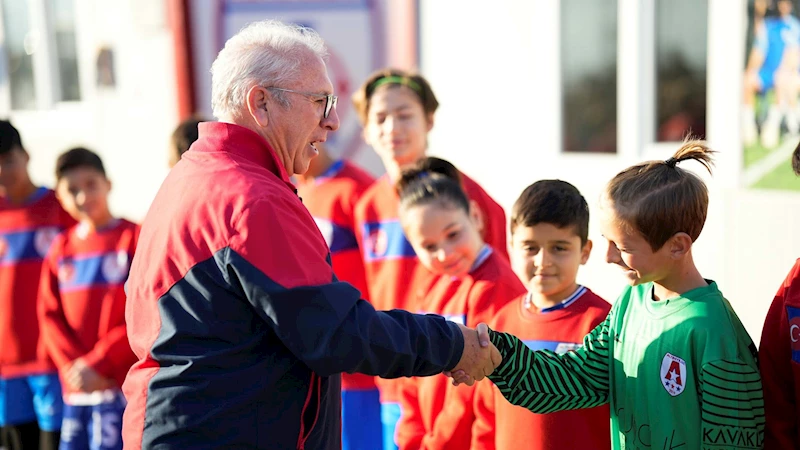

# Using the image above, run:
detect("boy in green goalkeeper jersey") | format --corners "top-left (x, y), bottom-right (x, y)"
top-left (450, 141), bottom-right (765, 450)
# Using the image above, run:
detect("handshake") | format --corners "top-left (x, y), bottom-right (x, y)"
top-left (445, 323), bottom-right (500, 386)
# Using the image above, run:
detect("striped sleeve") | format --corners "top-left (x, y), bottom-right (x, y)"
top-left (699, 359), bottom-right (765, 449)
top-left (485, 315), bottom-right (612, 414)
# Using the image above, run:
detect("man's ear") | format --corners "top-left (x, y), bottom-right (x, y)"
top-left (246, 85), bottom-right (270, 127)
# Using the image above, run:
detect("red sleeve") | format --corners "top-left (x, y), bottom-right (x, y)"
top-left (352, 193), bottom-right (372, 301)
top-left (760, 260), bottom-right (800, 449)
top-left (83, 225), bottom-right (140, 379)
top-left (37, 235), bottom-right (87, 369)
top-left (466, 278), bottom-right (524, 328)
top-left (470, 380), bottom-right (496, 450)
top-left (396, 378), bottom-right (425, 450)
top-left (421, 382), bottom-right (475, 450)
top-left (462, 176), bottom-right (508, 261)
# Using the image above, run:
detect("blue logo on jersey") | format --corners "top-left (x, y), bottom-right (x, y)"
top-left (787, 306), bottom-right (800, 363)
top-left (0, 227), bottom-right (60, 266)
top-left (361, 220), bottom-right (416, 262)
top-left (314, 218), bottom-right (358, 254)
top-left (58, 251), bottom-right (131, 292)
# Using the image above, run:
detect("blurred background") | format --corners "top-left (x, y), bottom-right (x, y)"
top-left (0, 0), bottom-right (797, 343)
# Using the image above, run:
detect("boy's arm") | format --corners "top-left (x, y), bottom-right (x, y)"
top-left (396, 378), bottom-right (425, 450)
top-left (699, 359), bottom-right (765, 449)
top-left (81, 228), bottom-right (139, 379)
top-left (485, 314), bottom-right (612, 413)
top-left (470, 380), bottom-right (496, 450)
top-left (759, 261), bottom-right (800, 449)
top-left (37, 245), bottom-right (87, 369)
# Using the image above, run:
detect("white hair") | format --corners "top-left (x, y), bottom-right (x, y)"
top-left (210, 20), bottom-right (327, 119)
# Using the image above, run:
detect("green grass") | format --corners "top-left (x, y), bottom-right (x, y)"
top-left (752, 156), bottom-right (800, 190)
top-left (744, 141), bottom-right (778, 169)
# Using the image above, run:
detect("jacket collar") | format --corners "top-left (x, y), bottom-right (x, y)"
top-left (197, 121), bottom-right (297, 191)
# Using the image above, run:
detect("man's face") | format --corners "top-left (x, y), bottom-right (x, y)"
top-left (263, 54), bottom-right (340, 175)
top-left (0, 147), bottom-right (29, 192)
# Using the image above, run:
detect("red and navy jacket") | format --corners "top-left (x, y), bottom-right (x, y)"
top-left (296, 160), bottom-right (377, 393)
top-left (38, 219), bottom-right (139, 394)
top-left (122, 122), bottom-right (466, 450)
top-left (760, 259), bottom-right (800, 449)
top-left (0, 188), bottom-right (75, 378)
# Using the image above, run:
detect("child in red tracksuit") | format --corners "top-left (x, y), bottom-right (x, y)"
top-left (38, 148), bottom-right (139, 450)
top-left (470, 180), bottom-right (611, 450)
top-left (296, 144), bottom-right (381, 450)
top-left (759, 143), bottom-right (800, 449)
top-left (392, 158), bottom-right (524, 450)
top-left (351, 70), bottom-right (508, 449)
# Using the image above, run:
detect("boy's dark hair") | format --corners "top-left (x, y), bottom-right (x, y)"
top-left (396, 157), bottom-right (469, 215)
top-left (55, 147), bottom-right (106, 180)
top-left (510, 180), bottom-right (590, 246)
top-left (0, 120), bottom-right (24, 156)
top-left (171, 117), bottom-right (203, 162)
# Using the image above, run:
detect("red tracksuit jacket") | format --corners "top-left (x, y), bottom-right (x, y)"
top-left (38, 219), bottom-right (139, 394)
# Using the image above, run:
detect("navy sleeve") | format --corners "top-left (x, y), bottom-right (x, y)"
top-left (221, 247), bottom-right (464, 378)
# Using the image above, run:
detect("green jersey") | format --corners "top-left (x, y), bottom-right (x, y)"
top-left (487, 281), bottom-right (764, 450)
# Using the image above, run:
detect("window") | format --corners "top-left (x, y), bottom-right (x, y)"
top-left (654, 0), bottom-right (708, 141)
top-left (2, 0), bottom-right (36, 109)
top-left (1, 0), bottom-right (82, 110)
top-left (561, 0), bottom-right (618, 153)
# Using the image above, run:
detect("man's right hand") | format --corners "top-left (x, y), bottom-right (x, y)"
top-left (447, 323), bottom-right (501, 386)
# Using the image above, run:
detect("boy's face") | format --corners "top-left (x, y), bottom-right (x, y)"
top-left (56, 167), bottom-right (111, 223)
top-left (510, 223), bottom-right (591, 301)
top-left (402, 202), bottom-right (484, 278)
top-left (598, 206), bottom-right (672, 286)
top-left (0, 147), bottom-right (29, 192)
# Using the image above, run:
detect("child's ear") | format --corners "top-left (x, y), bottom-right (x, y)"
top-left (668, 232), bottom-right (693, 259)
top-left (469, 200), bottom-right (484, 234)
top-left (580, 239), bottom-right (592, 265)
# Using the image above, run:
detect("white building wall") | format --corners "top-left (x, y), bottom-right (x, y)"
top-left (420, 0), bottom-right (800, 342)
top-left (2, 0), bottom-right (177, 223)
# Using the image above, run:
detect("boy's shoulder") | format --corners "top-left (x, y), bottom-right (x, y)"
top-left (578, 287), bottom-right (612, 314)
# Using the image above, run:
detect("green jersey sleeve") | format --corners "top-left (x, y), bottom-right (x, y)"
top-left (699, 359), bottom-right (765, 449)
top-left (486, 314), bottom-right (612, 414)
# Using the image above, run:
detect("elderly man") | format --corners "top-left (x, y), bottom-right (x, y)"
top-left (122, 20), bottom-right (498, 449)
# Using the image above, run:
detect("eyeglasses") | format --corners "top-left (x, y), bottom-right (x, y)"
top-left (267, 87), bottom-right (338, 119)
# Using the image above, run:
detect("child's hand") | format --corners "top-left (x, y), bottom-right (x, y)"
top-left (66, 358), bottom-right (113, 392)
top-left (445, 323), bottom-right (497, 386)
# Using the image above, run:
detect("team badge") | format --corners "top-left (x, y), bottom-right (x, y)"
top-left (366, 228), bottom-right (388, 258)
top-left (102, 251), bottom-right (129, 283)
top-left (314, 218), bottom-right (334, 248)
top-left (661, 353), bottom-right (686, 396)
top-left (58, 261), bottom-right (75, 284)
top-left (34, 227), bottom-right (60, 257)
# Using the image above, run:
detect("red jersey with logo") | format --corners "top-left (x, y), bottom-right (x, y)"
top-left (354, 174), bottom-right (508, 403)
top-left (38, 219), bottom-right (139, 394)
top-left (471, 287), bottom-right (611, 450)
top-left (0, 188), bottom-right (75, 377)
top-left (297, 159), bottom-right (375, 392)
top-left (760, 259), bottom-right (800, 449)
top-left (396, 248), bottom-right (524, 450)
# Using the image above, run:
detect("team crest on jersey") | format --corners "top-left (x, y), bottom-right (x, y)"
top-left (660, 353), bottom-right (686, 396)
top-left (102, 251), bottom-right (129, 283)
top-left (34, 227), bottom-right (60, 257)
top-left (314, 218), bottom-right (334, 248)
top-left (366, 228), bottom-right (388, 258)
top-left (58, 261), bottom-right (75, 283)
